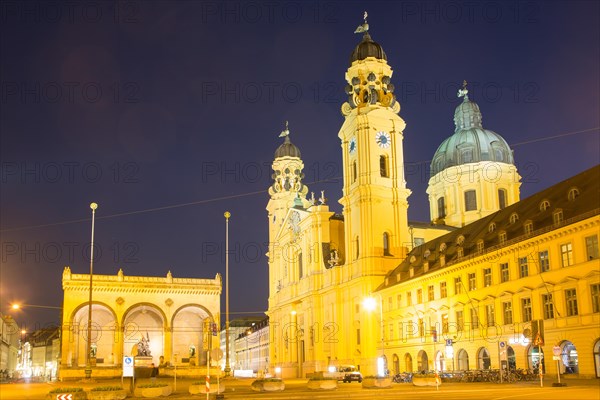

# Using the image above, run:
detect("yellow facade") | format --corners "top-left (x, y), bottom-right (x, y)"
top-left (265, 20), bottom-right (600, 381)
top-left (59, 267), bottom-right (221, 379)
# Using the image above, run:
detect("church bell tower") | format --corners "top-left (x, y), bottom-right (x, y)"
top-left (338, 15), bottom-right (411, 271)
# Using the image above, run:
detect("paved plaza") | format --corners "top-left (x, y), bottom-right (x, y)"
top-left (1, 377), bottom-right (599, 400)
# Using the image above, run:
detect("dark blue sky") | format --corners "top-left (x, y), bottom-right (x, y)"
top-left (1, 1), bottom-right (598, 329)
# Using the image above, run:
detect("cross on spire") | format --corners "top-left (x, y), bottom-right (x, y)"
top-left (457, 80), bottom-right (469, 99)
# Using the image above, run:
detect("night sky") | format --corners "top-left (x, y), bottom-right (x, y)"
top-left (1, 1), bottom-right (598, 331)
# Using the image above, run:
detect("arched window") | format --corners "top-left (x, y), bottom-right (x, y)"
top-left (355, 236), bottom-right (360, 260)
top-left (298, 251), bottom-right (303, 279)
top-left (498, 189), bottom-right (507, 209)
top-left (380, 155), bottom-right (389, 177)
top-left (464, 190), bottom-right (477, 211)
top-left (383, 232), bottom-right (391, 256)
top-left (509, 213), bottom-right (519, 224)
top-left (540, 200), bottom-right (551, 212)
top-left (489, 223), bottom-right (496, 233)
top-left (437, 197), bottom-right (446, 218)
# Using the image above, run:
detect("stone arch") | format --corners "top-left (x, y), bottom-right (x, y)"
top-left (593, 338), bottom-right (600, 378)
top-left (558, 340), bottom-right (579, 374)
top-left (171, 304), bottom-right (214, 366)
top-left (69, 302), bottom-right (117, 367)
top-left (404, 353), bottom-right (413, 372)
top-left (457, 349), bottom-right (469, 371)
top-left (417, 350), bottom-right (428, 372)
top-left (122, 303), bottom-right (166, 364)
top-left (392, 354), bottom-right (400, 375)
top-left (476, 347), bottom-right (491, 370)
top-left (435, 350), bottom-right (445, 371)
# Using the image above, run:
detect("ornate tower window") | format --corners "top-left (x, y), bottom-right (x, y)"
top-left (383, 232), bottom-right (391, 256)
top-left (437, 197), bottom-right (446, 218)
top-left (464, 190), bottom-right (477, 211)
top-left (352, 161), bottom-right (357, 183)
top-left (498, 189), bottom-right (507, 209)
top-left (380, 155), bottom-right (389, 177)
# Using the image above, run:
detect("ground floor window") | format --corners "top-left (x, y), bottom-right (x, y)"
top-left (528, 346), bottom-right (545, 374)
top-left (417, 350), bottom-right (428, 372)
top-left (594, 339), bottom-right (600, 378)
top-left (477, 348), bottom-right (491, 370)
top-left (457, 349), bottom-right (469, 371)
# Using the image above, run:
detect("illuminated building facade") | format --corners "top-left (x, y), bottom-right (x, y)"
top-left (59, 267), bottom-right (221, 379)
top-left (265, 17), bottom-right (600, 380)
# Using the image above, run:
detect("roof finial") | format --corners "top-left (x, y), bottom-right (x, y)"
top-left (279, 121), bottom-right (290, 138)
top-left (457, 80), bottom-right (469, 100)
top-left (354, 11), bottom-right (369, 34)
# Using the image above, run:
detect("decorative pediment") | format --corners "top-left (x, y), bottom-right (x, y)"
top-left (498, 291), bottom-right (514, 297)
top-left (515, 286), bottom-right (533, 293)
top-left (557, 276), bottom-right (578, 285)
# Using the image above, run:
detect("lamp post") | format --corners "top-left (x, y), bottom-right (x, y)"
top-left (223, 211), bottom-right (231, 376)
top-left (363, 294), bottom-right (385, 376)
top-left (85, 202), bottom-right (98, 380)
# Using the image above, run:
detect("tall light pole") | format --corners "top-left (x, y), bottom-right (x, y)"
top-left (223, 211), bottom-right (231, 376)
top-left (85, 202), bottom-right (98, 380)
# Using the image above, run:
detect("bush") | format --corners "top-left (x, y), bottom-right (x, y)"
top-left (137, 383), bottom-right (168, 388)
top-left (49, 387), bottom-right (84, 393)
top-left (91, 386), bottom-right (123, 392)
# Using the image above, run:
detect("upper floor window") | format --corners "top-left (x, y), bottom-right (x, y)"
top-left (483, 268), bottom-right (492, 287)
top-left (565, 289), bottom-right (578, 316)
top-left (542, 294), bottom-right (554, 319)
top-left (440, 281), bottom-right (447, 298)
top-left (591, 284), bottom-right (600, 313)
top-left (455, 277), bottom-right (463, 294)
top-left (500, 263), bottom-right (510, 283)
top-left (380, 155), bottom-right (389, 177)
top-left (477, 240), bottom-right (484, 254)
top-left (438, 197), bottom-right (446, 219)
top-left (540, 200), bottom-right (551, 212)
top-left (509, 213), bottom-right (519, 224)
top-left (489, 222), bottom-right (496, 233)
top-left (498, 189), bottom-right (507, 209)
top-left (561, 243), bottom-right (573, 267)
top-left (519, 256), bottom-right (529, 278)
top-left (468, 273), bottom-right (477, 291)
top-left (464, 190), bottom-right (477, 211)
top-left (585, 235), bottom-right (599, 260)
top-left (428, 285), bottom-right (435, 301)
top-left (539, 250), bottom-right (550, 272)
top-left (417, 289), bottom-right (423, 304)
top-left (461, 148), bottom-right (474, 163)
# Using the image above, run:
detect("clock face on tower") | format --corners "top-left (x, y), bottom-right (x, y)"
top-left (349, 137), bottom-right (357, 155)
top-left (375, 131), bottom-right (391, 149)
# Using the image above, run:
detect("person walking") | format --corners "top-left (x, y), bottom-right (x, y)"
top-left (150, 363), bottom-right (158, 382)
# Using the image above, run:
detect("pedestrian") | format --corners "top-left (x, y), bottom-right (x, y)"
top-left (150, 363), bottom-right (158, 382)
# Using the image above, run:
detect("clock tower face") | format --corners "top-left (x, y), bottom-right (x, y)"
top-left (375, 131), bottom-right (391, 149)
top-left (349, 137), bottom-right (357, 155)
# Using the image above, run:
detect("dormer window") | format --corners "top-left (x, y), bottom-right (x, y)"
top-left (567, 187), bottom-right (580, 201)
top-left (509, 213), bottom-right (519, 224)
top-left (440, 243), bottom-right (447, 253)
top-left (499, 231), bottom-right (507, 245)
top-left (477, 240), bottom-right (484, 253)
top-left (553, 209), bottom-right (564, 226)
top-left (489, 222), bottom-right (496, 233)
top-left (461, 148), bottom-right (474, 163)
top-left (456, 235), bottom-right (465, 246)
top-left (524, 221), bottom-right (533, 235)
top-left (457, 247), bottom-right (464, 258)
top-left (540, 200), bottom-right (551, 212)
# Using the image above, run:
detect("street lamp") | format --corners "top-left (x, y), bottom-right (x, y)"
top-left (85, 202), bottom-right (98, 380)
top-left (223, 211), bottom-right (231, 376)
top-left (11, 304), bottom-right (61, 310)
top-left (363, 295), bottom-right (385, 376)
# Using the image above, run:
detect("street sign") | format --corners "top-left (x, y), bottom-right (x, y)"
top-left (56, 395), bottom-right (72, 400)
top-left (123, 356), bottom-right (134, 377)
top-left (553, 346), bottom-right (561, 356)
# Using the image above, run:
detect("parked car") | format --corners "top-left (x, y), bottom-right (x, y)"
top-left (342, 369), bottom-right (363, 383)
top-left (324, 365), bottom-right (361, 382)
